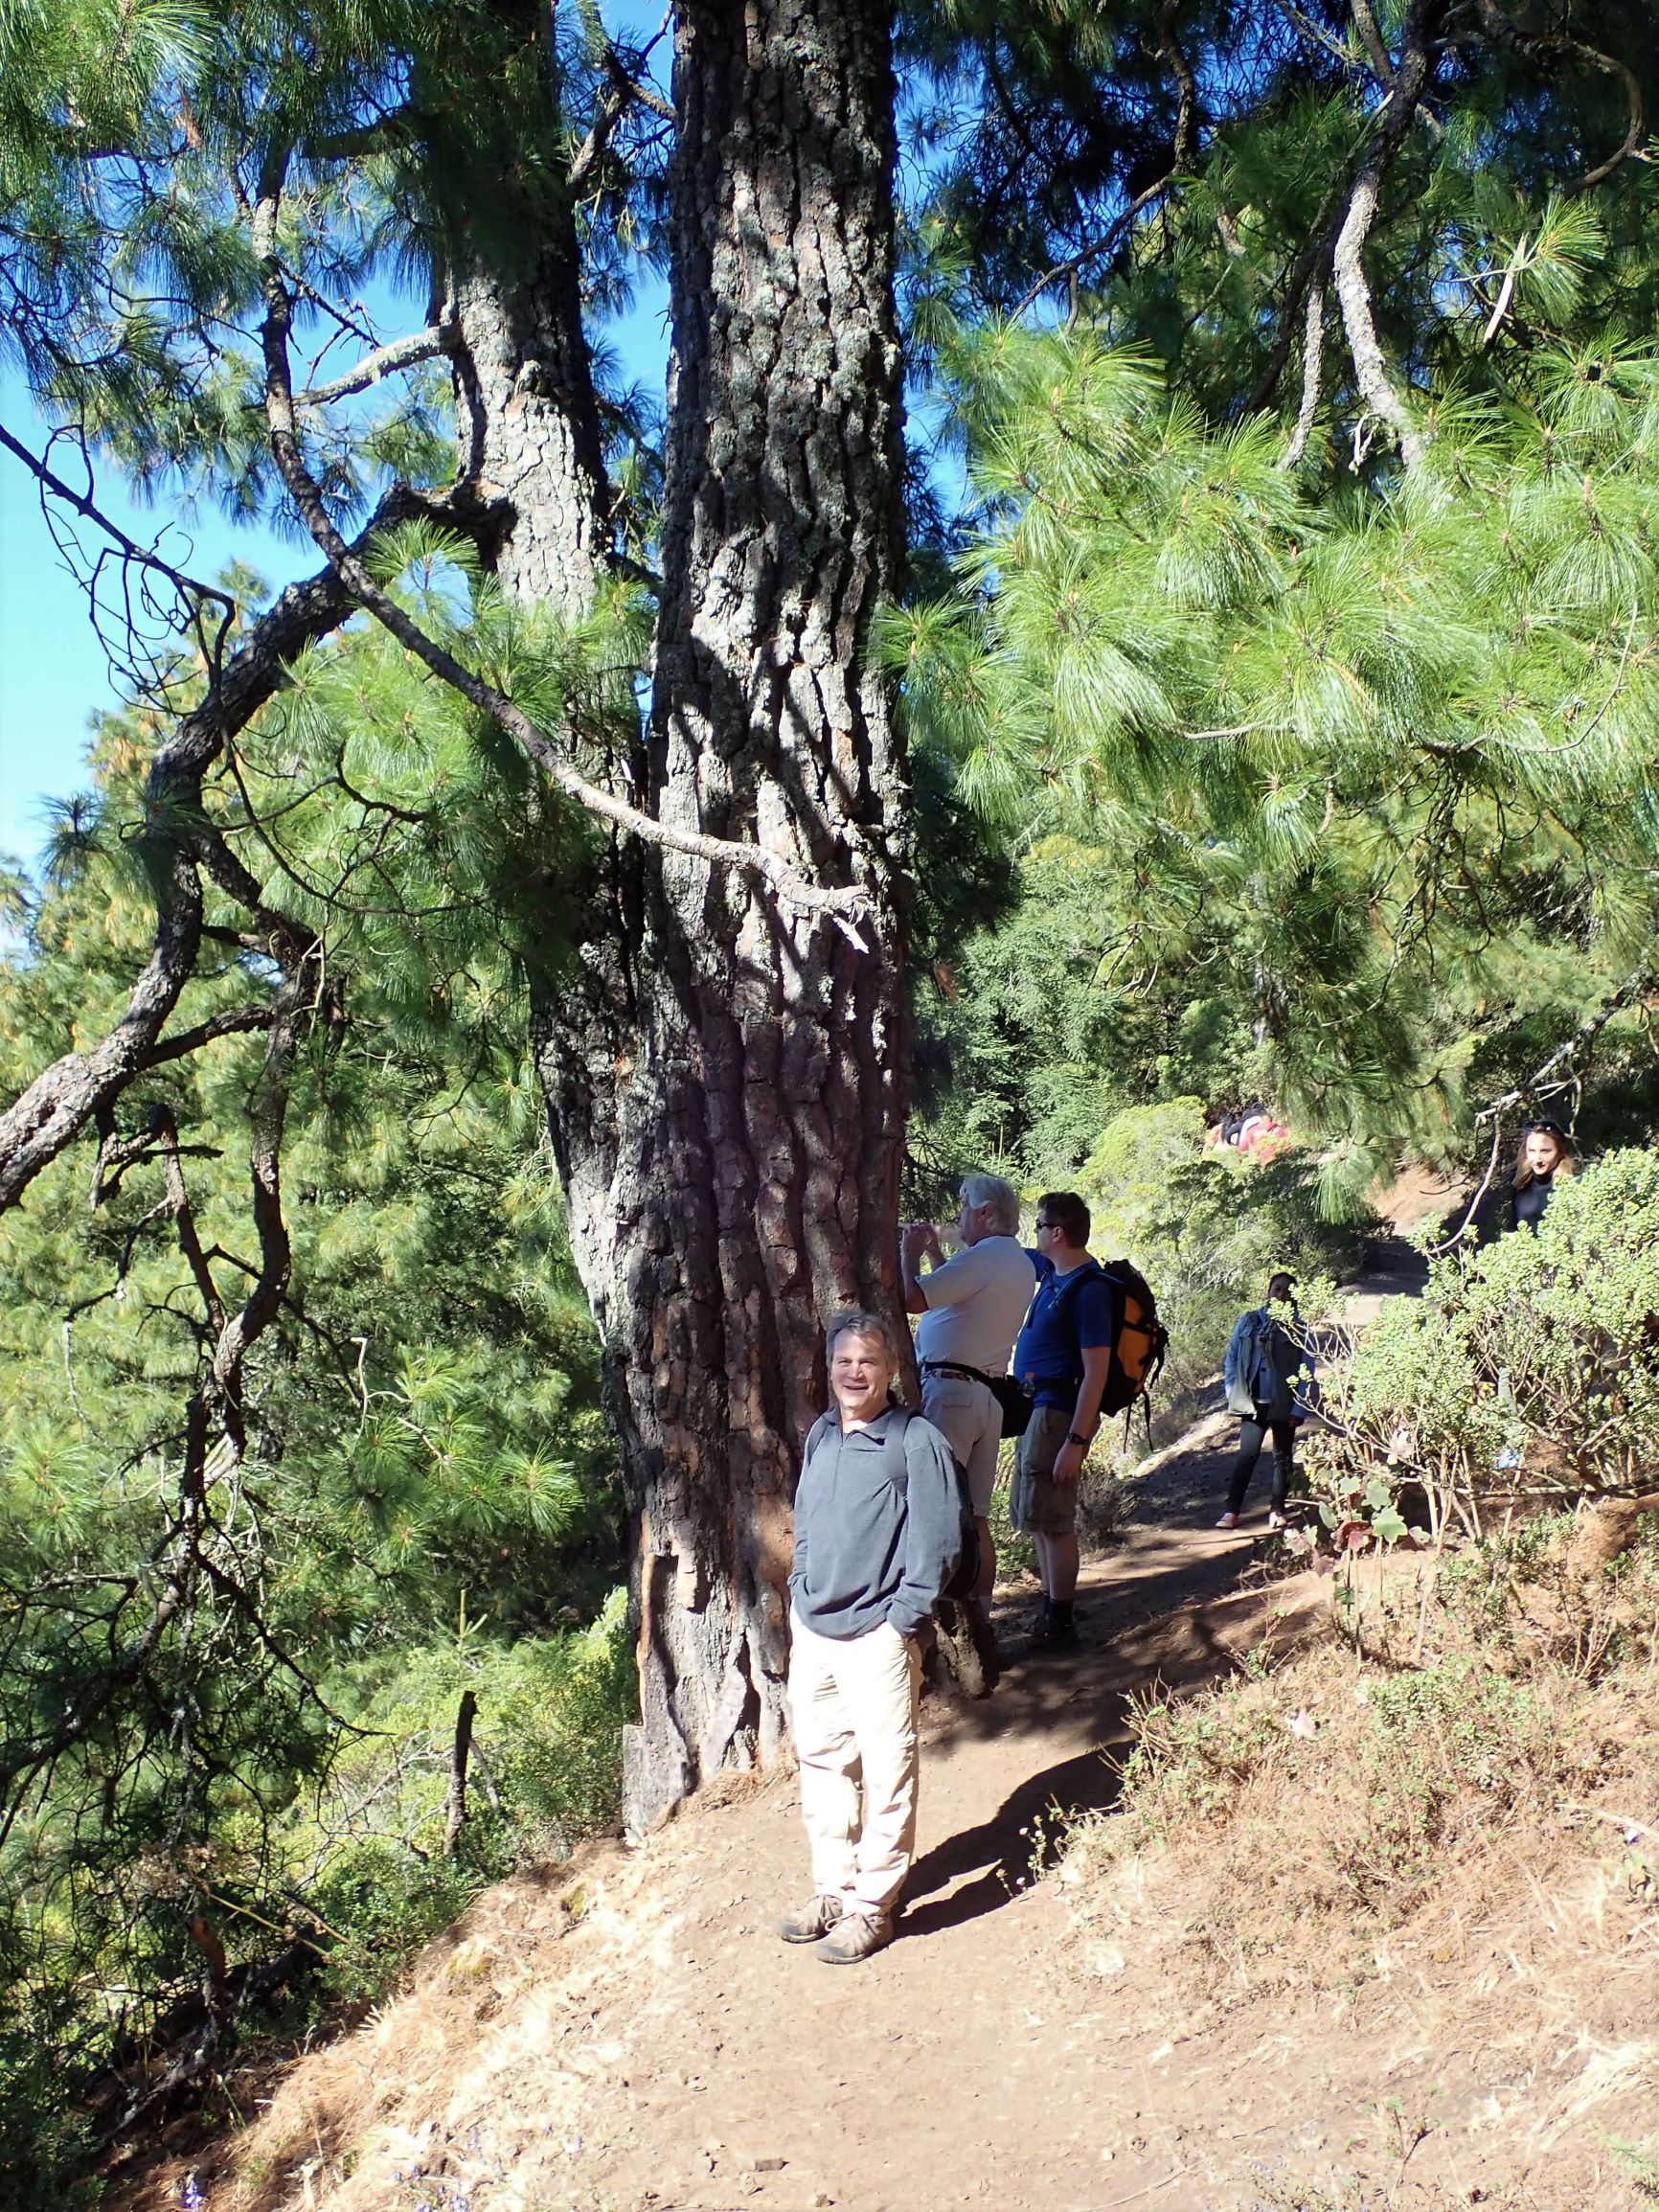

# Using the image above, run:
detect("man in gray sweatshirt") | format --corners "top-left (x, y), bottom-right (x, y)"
top-left (780, 1309), bottom-right (962, 1964)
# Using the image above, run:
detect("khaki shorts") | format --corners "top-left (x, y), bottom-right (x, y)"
top-left (1010, 1403), bottom-right (1078, 1538)
top-left (919, 1372), bottom-right (1001, 1515)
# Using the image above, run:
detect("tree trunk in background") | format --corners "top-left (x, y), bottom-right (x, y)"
top-left (449, 240), bottom-right (611, 615)
top-left (532, 0), bottom-right (908, 1831)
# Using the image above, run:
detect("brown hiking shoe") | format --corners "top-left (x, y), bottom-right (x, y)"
top-left (776, 1893), bottom-right (845, 1945)
top-left (814, 1910), bottom-right (891, 1965)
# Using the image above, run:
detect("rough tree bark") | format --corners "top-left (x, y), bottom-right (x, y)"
top-left (519, 0), bottom-right (908, 1832)
top-left (450, 239), bottom-right (611, 617)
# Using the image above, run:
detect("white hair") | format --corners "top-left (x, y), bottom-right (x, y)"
top-left (959, 1172), bottom-right (1020, 1237)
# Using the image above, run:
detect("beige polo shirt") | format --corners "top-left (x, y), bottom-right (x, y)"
top-left (914, 1235), bottom-right (1037, 1376)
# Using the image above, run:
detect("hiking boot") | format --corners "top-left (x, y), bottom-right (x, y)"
top-left (776, 1893), bottom-right (845, 1945)
top-left (1027, 1607), bottom-right (1079, 1653)
top-left (1215, 1511), bottom-right (1239, 1530)
top-left (814, 1910), bottom-right (891, 1965)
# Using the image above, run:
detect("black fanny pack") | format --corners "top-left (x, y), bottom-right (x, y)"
top-left (920, 1359), bottom-right (1034, 1441)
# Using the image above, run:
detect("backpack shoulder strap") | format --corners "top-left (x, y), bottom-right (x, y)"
top-left (1050, 1258), bottom-right (1107, 1311)
top-left (880, 1404), bottom-right (913, 1498)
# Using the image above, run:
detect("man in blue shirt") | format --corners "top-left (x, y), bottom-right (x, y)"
top-left (1011, 1192), bottom-right (1119, 1653)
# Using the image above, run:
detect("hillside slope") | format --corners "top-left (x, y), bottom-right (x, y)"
top-left (111, 1425), bottom-right (1658, 2212)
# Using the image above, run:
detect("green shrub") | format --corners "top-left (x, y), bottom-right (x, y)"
top-left (0, 1595), bottom-right (634, 2159)
top-left (1073, 1100), bottom-right (1368, 1388)
top-left (1320, 1149), bottom-right (1659, 1530)
top-left (0, 2021), bottom-right (100, 2212)
top-left (1109, 1685), bottom-right (1287, 1844)
top-left (310, 1840), bottom-right (486, 2009)
top-left (299, 1591), bottom-right (634, 2006)
top-left (1076, 1642), bottom-right (1570, 1917)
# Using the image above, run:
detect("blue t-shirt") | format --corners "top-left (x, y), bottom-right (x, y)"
top-left (1013, 1255), bottom-right (1120, 1409)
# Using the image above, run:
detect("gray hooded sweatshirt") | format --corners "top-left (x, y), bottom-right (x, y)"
top-left (789, 1403), bottom-right (961, 1640)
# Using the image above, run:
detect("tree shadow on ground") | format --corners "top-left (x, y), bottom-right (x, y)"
top-left (904, 1547), bottom-right (1328, 1941)
top-left (898, 1732), bottom-right (1130, 1941)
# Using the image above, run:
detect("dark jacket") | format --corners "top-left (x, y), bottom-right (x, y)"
top-left (789, 1403), bottom-right (961, 1640)
top-left (1511, 1174), bottom-right (1556, 1232)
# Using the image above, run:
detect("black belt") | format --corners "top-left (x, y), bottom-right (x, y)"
top-left (920, 1359), bottom-right (999, 1389)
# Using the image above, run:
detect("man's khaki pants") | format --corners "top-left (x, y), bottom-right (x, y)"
top-left (787, 1611), bottom-right (923, 1918)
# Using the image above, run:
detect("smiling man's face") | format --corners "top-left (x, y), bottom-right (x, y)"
top-left (830, 1329), bottom-right (895, 1425)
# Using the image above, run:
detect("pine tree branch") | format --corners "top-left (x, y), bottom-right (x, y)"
top-left (1272, 0), bottom-right (1363, 73)
top-left (1011, 174), bottom-right (1181, 321)
top-left (568, 34), bottom-right (673, 195)
top-left (1349, 0), bottom-right (1397, 90)
top-left (206, 960), bottom-right (308, 1450)
top-left (0, 1563), bottom-right (189, 1847)
top-left (1159, 7), bottom-right (1199, 171)
top-left (1245, 203), bottom-right (1341, 414)
top-left (1472, 0), bottom-right (1647, 198)
top-left (1011, 9), bottom-right (1199, 319)
top-left (1476, 968), bottom-right (1655, 1124)
top-left (134, 1005), bottom-right (276, 1072)
top-left (252, 171), bottom-right (873, 935)
top-left (1329, 0), bottom-right (1447, 472)
top-left (0, 419), bottom-right (237, 668)
top-left (0, 483), bottom-right (503, 1218)
top-left (294, 323), bottom-right (459, 407)
top-left (1427, 967), bottom-right (1656, 1252)
top-left (1277, 277), bottom-right (1327, 469)
top-left (149, 1105), bottom-right (227, 1339)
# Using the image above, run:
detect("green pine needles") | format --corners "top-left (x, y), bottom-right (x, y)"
top-left (895, 317), bottom-right (1659, 1165)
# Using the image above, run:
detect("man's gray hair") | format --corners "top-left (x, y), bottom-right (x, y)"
top-left (825, 1308), bottom-right (899, 1363)
top-left (960, 1172), bottom-right (1020, 1237)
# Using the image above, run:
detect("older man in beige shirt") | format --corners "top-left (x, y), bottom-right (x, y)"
top-left (900, 1173), bottom-right (1035, 1599)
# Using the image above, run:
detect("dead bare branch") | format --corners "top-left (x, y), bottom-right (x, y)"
top-left (0, 419), bottom-right (237, 685)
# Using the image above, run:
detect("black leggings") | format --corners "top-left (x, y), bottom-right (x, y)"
top-left (1226, 1404), bottom-right (1298, 1515)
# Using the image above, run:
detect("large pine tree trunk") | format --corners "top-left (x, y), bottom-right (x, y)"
top-left (533, 0), bottom-right (908, 1832)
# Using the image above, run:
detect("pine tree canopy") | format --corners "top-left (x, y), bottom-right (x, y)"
top-left (892, 317), bottom-right (1659, 1183)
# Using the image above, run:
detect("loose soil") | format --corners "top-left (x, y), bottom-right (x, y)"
top-left (114, 1420), bottom-right (1658, 2212)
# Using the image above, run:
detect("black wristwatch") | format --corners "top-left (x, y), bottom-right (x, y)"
top-left (1065, 1430), bottom-right (1093, 1448)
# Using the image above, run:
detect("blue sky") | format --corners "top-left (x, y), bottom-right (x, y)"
top-left (0, 409), bottom-right (295, 864)
top-left (0, 2), bottom-right (670, 871)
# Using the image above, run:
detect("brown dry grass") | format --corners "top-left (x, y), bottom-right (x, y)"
top-left (1057, 1515), bottom-right (1659, 2202)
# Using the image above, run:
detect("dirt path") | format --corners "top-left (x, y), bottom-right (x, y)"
top-left (150, 1426), bottom-right (1344, 2212)
top-left (134, 1253), bottom-right (1659, 2212)
top-left (124, 1371), bottom-right (1659, 2212)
